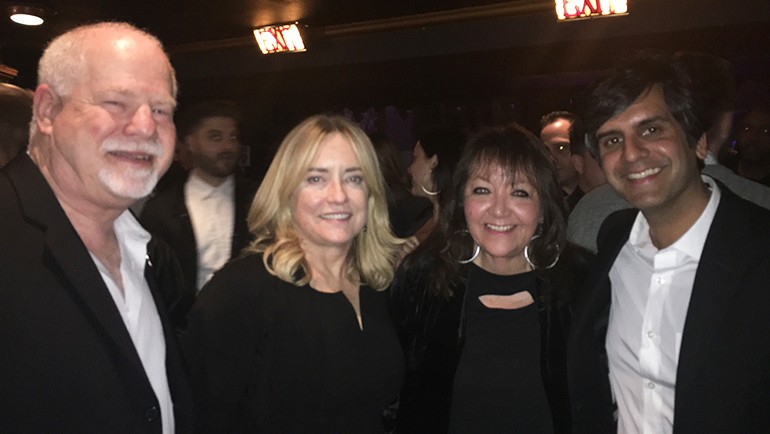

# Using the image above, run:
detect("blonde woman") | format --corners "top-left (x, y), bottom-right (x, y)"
top-left (183, 115), bottom-right (404, 433)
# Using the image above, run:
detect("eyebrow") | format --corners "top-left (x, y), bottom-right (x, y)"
top-left (596, 115), bottom-right (670, 142)
top-left (306, 166), bottom-right (363, 173)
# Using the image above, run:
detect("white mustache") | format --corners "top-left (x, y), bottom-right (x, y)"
top-left (100, 139), bottom-right (163, 158)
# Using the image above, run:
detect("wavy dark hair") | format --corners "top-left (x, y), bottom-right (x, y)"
top-left (582, 50), bottom-right (707, 158)
top-left (399, 123), bottom-right (568, 298)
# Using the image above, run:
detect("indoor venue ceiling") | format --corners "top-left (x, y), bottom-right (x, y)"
top-left (1, 0), bottom-right (770, 140)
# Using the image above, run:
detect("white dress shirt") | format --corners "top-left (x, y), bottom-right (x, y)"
top-left (90, 211), bottom-right (175, 434)
top-left (606, 176), bottom-right (721, 434)
top-left (184, 173), bottom-right (235, 291)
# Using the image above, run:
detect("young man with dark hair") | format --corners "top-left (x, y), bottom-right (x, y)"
top-left (568, 51), bottom-right (770, 434)
top-left (141, 100), bottom-right (256, 298)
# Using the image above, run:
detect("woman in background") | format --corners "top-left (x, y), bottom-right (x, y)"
top-left (184, 115), bottom-right (404, 433)
top-left (405, 125), bottom-right (466, 242)
top-left (391, 124), bottom-right (591, 433)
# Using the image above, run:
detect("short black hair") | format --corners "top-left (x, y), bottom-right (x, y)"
top-left (540, 111), bottom-right (577, 131)
top-left (176, 100), bottom-right (242, 141)
top-left (582, 50), bottom-right (706, 156)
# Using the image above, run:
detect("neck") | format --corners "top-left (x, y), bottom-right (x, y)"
top-left (302, 244), bottom-right (354, 293)
top-left (192, 168), bottom-right (230, 187)
top-left (645, 181), bottom-right (710, 249)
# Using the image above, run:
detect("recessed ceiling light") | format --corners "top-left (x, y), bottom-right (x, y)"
top-left (8, 4), bottom-right (52, 26)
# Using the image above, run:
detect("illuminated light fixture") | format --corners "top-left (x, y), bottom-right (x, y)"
top-left (555, 0), bottom-right (628, 21)
top-left (253, 23), bottom-right (306, 54)
top-left (7, 4), bottom-right (52, 26)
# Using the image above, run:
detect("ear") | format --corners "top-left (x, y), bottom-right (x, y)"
top-left (428, 154), bottom-right (438, 170)
top-left (570, 154), bottom-right (585, 175)
top-left (33, 84), bottom-right (62, 135)
top-left (694, 133), bottom-right (709, 160)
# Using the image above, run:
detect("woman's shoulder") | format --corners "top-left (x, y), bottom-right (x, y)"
top-left (196, 253), bottom-right (286, 305)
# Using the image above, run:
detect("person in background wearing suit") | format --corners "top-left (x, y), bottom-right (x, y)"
top-left (141, 100), bottom-right (256, 299)
top-left (567, 51), bottom-right (770, 434)
top-left (0, 22), bottom-right (192, 433)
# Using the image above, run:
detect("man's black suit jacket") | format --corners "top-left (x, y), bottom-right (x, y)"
top-left (140, 174), bottom-right (256, 297)
top-left (567, 183), bottom-right (770, 434)
top-left (0, 155), bottom-right (194, 433)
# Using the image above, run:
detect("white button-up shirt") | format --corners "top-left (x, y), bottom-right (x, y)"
top-left (606, 176), bottom-right (721, 434)
top-left (91, 211), bottom-right (175, 434)
top-left (184, 172), bottom-right (235, 291)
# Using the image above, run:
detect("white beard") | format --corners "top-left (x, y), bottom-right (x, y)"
top-left (98, 138), bottom-right (164, 199)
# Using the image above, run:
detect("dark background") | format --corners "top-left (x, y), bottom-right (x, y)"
top-left (2, 0), bottom-right (769, 175)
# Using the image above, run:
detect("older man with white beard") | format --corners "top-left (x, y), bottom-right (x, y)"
top-left (0, 22), bottom-right (193, 433)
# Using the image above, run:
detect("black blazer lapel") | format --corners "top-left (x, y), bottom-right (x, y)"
top-left (8, 156), bottom-right (148, 377)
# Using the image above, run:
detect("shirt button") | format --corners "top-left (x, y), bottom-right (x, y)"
top-left (647, 330), bottom-right (656, 339)
top-left (144, 406), bottom-right (159, 422)
top-left (647, 381), bottom-right (656, 390)
top-left (656, 276), bottom-right (665, 285)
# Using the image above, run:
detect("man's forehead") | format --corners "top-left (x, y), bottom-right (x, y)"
top-left (598, 85), bottom-right (672, 132)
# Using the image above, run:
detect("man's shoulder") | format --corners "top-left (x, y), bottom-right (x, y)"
top-left (711, 185), bottom-right (770, 242)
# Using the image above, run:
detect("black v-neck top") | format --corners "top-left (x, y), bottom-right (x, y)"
top-left (449, 263), bottom-right (553, 434)
top-left (183, 254), bottom-right (404, 433)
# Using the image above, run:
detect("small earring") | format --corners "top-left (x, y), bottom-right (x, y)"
top-left (420, 171), bottom-right (439, 196)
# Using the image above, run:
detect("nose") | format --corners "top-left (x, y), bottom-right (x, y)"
top-left (490, 192), bottom-right (510, 217)
top-left (125, 104), bottom-right (156, 138)
top-left (327, 178), bottom-right (348, 203)
top-left (621, 136), bottom-right (647, 162)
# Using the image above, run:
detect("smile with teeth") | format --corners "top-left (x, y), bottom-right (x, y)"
top-left (109, 151), bottom-right (153, 161)
top-left (320, 213), bottom-right (351, 220)
top-left (485, 223), bottom-right (514, 232)
top-left (626, 167), bottom-right (661, 180)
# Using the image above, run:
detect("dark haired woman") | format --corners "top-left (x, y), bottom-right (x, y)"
top-left (390, 124), bottom-right (592, 433)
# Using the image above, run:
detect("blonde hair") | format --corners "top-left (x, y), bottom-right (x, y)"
top-left (246, 115), bottom-right (402, 290)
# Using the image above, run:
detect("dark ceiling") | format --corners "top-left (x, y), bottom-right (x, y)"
top-left (2, 0), bottom-right (770, 141)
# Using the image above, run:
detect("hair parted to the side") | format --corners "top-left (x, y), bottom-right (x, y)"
top-left (245, 114), bottom-right (403, 290)
top-left (30, 22), bottom-right (177, 144)
top-left (445, 123), bottom-right (567, 272)
top-left (581, 50), bottom-right (705, 159)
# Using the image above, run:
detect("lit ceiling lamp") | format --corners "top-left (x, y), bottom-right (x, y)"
top-left (253, 23), bottom-right (306, 54)
top-left (7, 4), bottom-right (54, 26)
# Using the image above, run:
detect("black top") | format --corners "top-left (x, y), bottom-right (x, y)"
top-left (449, 264), bottom-right (553, 434)
top-left (183, 254), bottom-right (404, 433)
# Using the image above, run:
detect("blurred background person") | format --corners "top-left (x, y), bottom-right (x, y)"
top-left (370, 132), bottom-right (432, 238)
top-left (141, 100), bottom-right (257, 301)
top-left (0, 83), bottom-right (33, 167)
top-left (183, 115), bottom-right (405, 433)
top-left (540, 111), bottom-right (579, 200)
top-left (732, 101), bottom-right (770, 186)
top-left (390, 124), bottom-right (591, 434)
top-left (406, 124), bottom-right (466, 243)
top-left (566, 115), bottom-right (606, 211)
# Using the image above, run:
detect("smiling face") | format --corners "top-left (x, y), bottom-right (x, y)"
top-left (291, 132), bottom-right (369, 256)
top-left (463, 164), bottom-right (542, 275)
top-left (41, 28), bottom-right (176, 206)
top-left (596, 85), bottom-right (708, 219)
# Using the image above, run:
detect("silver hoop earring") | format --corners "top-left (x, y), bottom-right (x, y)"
top-left (420, 171), bottom-right (439, 196)
top-left (459, 244), bottom-right (480, 264)
top-left (524, 234), bottom-right (560, 270)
